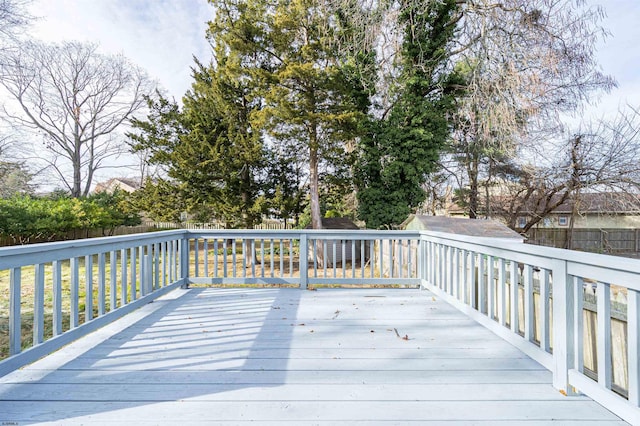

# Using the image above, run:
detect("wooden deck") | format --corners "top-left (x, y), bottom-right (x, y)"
top-left (0, 287), bottom-right (628, 425)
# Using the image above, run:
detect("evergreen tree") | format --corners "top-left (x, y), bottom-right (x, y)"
top-left (208, 0), bottom-right (367, 229)
top-left (128, 40), bottom-right (265, 228)
top-left (355, 0), bottom-right (462, 228)
top-left (178, 58), bottom-right (264, 228)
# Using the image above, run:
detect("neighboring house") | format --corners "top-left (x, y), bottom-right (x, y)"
top-left (443, 192), bottom-right (640, 230)
top-left (514, 192), bottom-right (640, 230)
top-left (93, 177), bottom-right (142, 194)
top-left (392, 215), bottom-right (524, 279)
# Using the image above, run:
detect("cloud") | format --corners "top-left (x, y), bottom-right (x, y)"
top-left (27, 0), bottom-right (212, 100)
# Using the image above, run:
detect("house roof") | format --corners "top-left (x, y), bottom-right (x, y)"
top-left (447, 192), bottom-right (640, 216)
top-left (402, 215), bottom-right (523, 240)
top-left (305, 217), bottom-right (360, 230)
top-left (520, 192), bottom-right (640, 214)
top-left (94, 177), bottom-right (142, 193)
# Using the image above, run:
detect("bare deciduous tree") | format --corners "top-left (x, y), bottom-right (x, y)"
top-left (489, 107), bottom-right (640, 233)
top-left (449, 0), bottom-right (616, 218)
top-left (0, 41), bottom-right (155, 197)
top-left (0, 0), bottom-right (31, 44)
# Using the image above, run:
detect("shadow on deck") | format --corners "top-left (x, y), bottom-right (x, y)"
top-left (0, 288), bottom-right (627, 425)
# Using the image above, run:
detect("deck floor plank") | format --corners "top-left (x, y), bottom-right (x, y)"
top-left (0, 287), bottom-right (627, 425)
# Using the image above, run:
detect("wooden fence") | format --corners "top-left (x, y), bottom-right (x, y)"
top-left (146, 220), bottom-right (291, 230)
top-left (526, 228), bottom-right (640, 255)
top-left (0, 225), bottom-right (154, 247)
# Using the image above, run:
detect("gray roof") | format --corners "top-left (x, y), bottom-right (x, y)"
top-left (305, 217), bottom-right (360, 230)
top-left (403, 215), bottom-right (523, 240)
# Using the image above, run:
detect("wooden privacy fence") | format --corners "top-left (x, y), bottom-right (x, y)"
top-left (0, 225), bottom-right (154, 247)
top-left (527, 228), bottom-right (640, 255)
top-left (0, 228), bottom-right (638, 424)
top-left (146, 220), bottom-right (290, 230)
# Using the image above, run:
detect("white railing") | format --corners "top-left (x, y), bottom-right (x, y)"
top-left (419, 230), bottom-right (639, 424)
top-left (185, 230), bottom-right (421, 288)
top-left (0, 230), bottom-right (188, 376)
top-left (0, 228), bottom-right (637, 423)
top-left (0, 229), bottom-right (420, 376)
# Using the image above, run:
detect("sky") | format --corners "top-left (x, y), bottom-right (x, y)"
top-left (10, 0), bottom-right (640, 187)
top-left (26, 0), bottom-right (213, 101)
top-left (23, 0), bottom-right (640, 116)
top-left (583, 0), bottom-right (640, 121)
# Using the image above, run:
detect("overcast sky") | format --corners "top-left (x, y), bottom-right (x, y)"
top-left (27, 0), bottom-right (213, 100)
top-left (15, 0), bottom-right (640, 187)
top-left (25, 0), bottom-right (640, 116)
top-left (584, 0), bottom-right (640, 121)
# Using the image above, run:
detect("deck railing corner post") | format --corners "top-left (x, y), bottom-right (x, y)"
top-left (180, 231), bottom-right (190, 289)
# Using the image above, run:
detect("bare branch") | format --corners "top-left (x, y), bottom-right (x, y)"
top-left (0, 40), bottom-right (156, 196)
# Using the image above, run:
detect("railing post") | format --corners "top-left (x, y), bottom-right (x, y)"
top-left (299, 233), bottom-right (308, 290)
top-left (551, 258), bottom-right (576, 394)
top-left (181, 232), bottom-right (190, 289)
top-left (418, 237), bottom-right (425, 287)
top-left (9, 267), bottom-right (21, 356)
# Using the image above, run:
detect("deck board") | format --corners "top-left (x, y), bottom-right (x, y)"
top-left (0, 287), bottom-right (627, 425)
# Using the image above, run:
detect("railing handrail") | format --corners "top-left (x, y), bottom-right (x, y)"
top-left (420, 229), bottom-right (640, 291)
top-left (186, 228), bottom-right (421, 238)
top-left (0, 230), bottom-right (184, 259)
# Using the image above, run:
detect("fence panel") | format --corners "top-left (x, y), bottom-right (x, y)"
top-left (528, 228), bottom-right (640, 255)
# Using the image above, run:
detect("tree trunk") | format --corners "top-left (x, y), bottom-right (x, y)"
top-left (309, 141), bottom-right (322, 230)
top-left (309, 131), bottom-right (324, 268)
top-left (239, 164), bottom-right (257, 266)
top-left (468, 157), bottom-right (479, 219)
top-left (566, 191), bottom-right (580, 250)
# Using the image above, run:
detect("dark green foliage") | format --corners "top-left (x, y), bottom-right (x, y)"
top-left (127, 60), bottom-right (264, 228)
top-left (261, 146), bottom-right (307, 226)
top-left (179, 60), bottom-right (264, 228)
top-left (0, 191), bottom-right (141, 244)
top-left (128, 92), bottom-right (185, 166)
top-left (355, 0), bottom-right (463, 229)
top-left (129, 178), bottom-right (186, 223)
